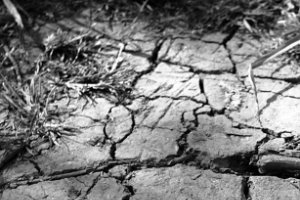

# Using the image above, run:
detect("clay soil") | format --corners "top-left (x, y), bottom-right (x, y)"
top-left (1, 0), bottom-right (300, 199)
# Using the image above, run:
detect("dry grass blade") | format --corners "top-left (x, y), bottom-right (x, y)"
top-left (250, 34), bottom-right (300, 126)
top-left (132, 0), bottom-right (150, 24)
top-left (248, 64), bottom-right (262, 127)
top-left (41, 86), bottom-right (56, 119)
top-left (2, 0), bottom-right (24, 29)
top-left (119, 0), bottom-right (150, 40)
top-left (107, 43), bottom-right (124, 74)
top-left (252, 35), bottom-right (300, 68)
top-left (243, 18), bottom-right (253, 33)
top-left (0, 72), bottom-right (26, 108)
top-left (2, 94), bottom-right (27, 116)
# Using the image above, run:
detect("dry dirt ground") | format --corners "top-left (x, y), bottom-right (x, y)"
top-left (1, 1), bottom-right (300, 199)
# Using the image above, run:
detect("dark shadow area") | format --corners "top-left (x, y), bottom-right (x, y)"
top-left (1, 0), bottom-right (289, 41)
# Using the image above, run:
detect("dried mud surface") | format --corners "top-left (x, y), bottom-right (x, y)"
top-left (1, 3), bottom-right (300, 200)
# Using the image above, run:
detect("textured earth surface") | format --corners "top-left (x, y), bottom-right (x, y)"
top-left (1, 6), bottom-right (300, 200)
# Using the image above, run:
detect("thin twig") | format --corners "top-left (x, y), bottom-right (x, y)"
top-left (248, 64), bottom-right (262, 127)
top-left (108, 43), bottom-right (124, 74)
top-left (2, 0), bottom-right (24, 29)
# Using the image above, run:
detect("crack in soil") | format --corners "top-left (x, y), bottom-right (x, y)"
top-left (115, 108), bottom-right (136, 144)
top-left (222, 27), bottom-right (239, 75)
top-left (3, 139), bottom-right (299, 193)
top-left (157, 37), bottom-right (175, 61)
top-left (258, 89), bottom-right (300, 100)
top-left (112, 166), bottom-right (138, 200)
top-left (122, 184), bottom-right (135, 200)
top-left (199, 78), bottom-right (205, 94)
top-left (166, 129), bottom-right (196, 166)
top-left (229, 117), bottom-right (294, 140)
top-left (248, 132), bottom-right (270, 172)
top-left (131, 38), bottom-right (166, 88)
top-left (148, 38), bottom-right (166, 63)
top-left (103, 106), bottom-right (116, 142)
top-left (162, 59), bottom-right (234, 74)
top-left (242, 176), bottom-right (250, 200)
top-left (109, 143), bottom-right (117, 160)
top-left (192, 107), bottom-right (201, 128)
top-left (136, 124), bottom-right (177, 132)
top-left (29, 160), bottom-right (44, 176)
top-left (76, 173), bottom-right (102, 200)
top-left (224, 43), bottom-right (238, 74)
top-left (74, 177), bottom-right (88, 187)
top-left (103, 105), bottom-right (136, 160)
top-left (221, 26), bottom-right (239, 47)
top-left (135, 94), bottom-right (206, 104)
top-left (150, 100), bottom-right (173, 129)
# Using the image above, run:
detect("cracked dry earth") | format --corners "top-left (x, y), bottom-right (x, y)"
top-left (2, 9), bottom-right (300, 200)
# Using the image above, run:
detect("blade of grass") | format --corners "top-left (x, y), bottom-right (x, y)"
top-left (2, 0), bottom-right (24, 29)
top-left (252, 34), bottom-right (300, 68)
top-left (41, 86), bottom-right (56, 121)
top-left (2, 94), bottom-right (28, 116)
top-left (0, 71), bottom-right (26, 107)
top-left (248, 64), bottom-right (262, 127)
